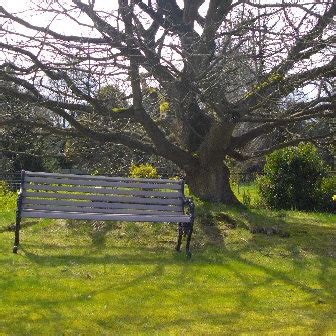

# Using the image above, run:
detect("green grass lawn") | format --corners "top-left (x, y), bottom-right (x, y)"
top-left (234, 182), bottom-right (260, 207)
top-left (0, 191), bottom-right (335, 335)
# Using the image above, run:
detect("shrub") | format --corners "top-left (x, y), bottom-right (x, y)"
top-left (129, 163), bottom-right (159, 179)
top-left (0, 180), bottom-right (17, 212)
top-left (318, 177), bottom-right (336, 213)
top-left (242, 191), bottom-right (252, 207)
top-left (0, 180), bottom-right (10, 195)
top-left (257, 143), bottom-right (330, 211)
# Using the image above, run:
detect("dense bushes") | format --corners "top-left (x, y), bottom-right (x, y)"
top-left (318, 177), bottom-right (336, 212)
top-left (129, 163), bottom-right (159, 179)
top-left (0, 181), bottom-right (17, 212)
top-left (257, 143), bottom-right (335, 212)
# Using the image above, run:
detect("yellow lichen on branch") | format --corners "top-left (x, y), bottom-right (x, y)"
top-left (244, 72), bottom-right (283, 98)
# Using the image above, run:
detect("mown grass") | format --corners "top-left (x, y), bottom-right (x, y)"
top-left (234, 182), bottom-right (260, 207)
top-left (0, 190), bottom-right (335, 335)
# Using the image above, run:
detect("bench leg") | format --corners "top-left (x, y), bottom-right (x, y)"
top-left (13, 215), bottom-right (21, 254)
top-left (13, 191), bottom-right (23, 254)
top-left (185, 222), bottom-right (194, 259)
top-left (175, 223), bottom-right (183, 252)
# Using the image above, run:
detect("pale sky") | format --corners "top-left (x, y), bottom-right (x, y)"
top-left (0, 0), bottom-right (325, 37)
top-left (0, 0), bottom-right (332, 101)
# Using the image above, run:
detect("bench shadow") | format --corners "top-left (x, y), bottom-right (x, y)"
top-left (65, 219), bottom-right (121, 250)
top-left (21, 245), bottom-right (211, 267)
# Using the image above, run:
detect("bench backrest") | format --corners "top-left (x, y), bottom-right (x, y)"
top-left (19, 171), bottom-right (186, 221)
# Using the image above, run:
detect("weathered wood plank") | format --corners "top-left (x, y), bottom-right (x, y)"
top-left (22, 204), bottom-right (181, 215)
top-left (22, 191), bottom-right (183, 205)
top-left (25, 183), bottom-right (182, 198)
top-left (25, 176), bottom-right (182, 190)
top-left (22, 198), bottom-right (183, 211)
top-left (25, 171), bottom-right (182, 184)
top-left (21, 210), bottom-right (190, 222)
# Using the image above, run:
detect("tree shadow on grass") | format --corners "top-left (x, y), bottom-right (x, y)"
top-left (16, 208), bottom-right (336, 293)
top-left (195, 202), bottom-right (226, 248)
top-left (195, 203), bottom-right (335, 262)
top-left (9, 205), bottom-right (335, 334)
top-left (0, 262), bottom-right (167, 335)
top-left (19, 204), bottom-right (335, 274)
top-left (17, 241), bottom-right (335, 335)
top-left (20, 239), bottom-right (335, 302)
top-left (88, 221), bottom-right (119, 249)
top-left (237, 209), bottom-right (335, 261)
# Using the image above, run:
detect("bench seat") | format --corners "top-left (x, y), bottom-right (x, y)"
top-left (21, 210), bottom-right (192, 223)
top-left (13, 170), bottom-right (195, 257)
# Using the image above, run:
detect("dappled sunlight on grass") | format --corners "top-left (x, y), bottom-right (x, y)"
top-left (0, 198), bottom-right (335, 335)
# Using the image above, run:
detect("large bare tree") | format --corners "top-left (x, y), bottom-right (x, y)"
top-left (0, 0), bottom-right (334, 203)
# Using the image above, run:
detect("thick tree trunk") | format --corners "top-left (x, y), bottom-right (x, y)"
top-left (185, 161), bottom-right (240, 204)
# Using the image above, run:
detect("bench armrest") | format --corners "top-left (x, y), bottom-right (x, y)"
top-left (183, 197), bottom-right (195, 222)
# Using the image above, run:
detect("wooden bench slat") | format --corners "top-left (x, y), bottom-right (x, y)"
top-left (21, 210), bottom-right (191, 223)
top-left (22, 199), bottom-right (182, 211)
top-left (25, 183), bottom-right (183, 198)
top-left (23, 191), bottom-right (183, 205)
top-left (25, 176), bottom-right (182, 190)
top-left (22, 204), bottom-right (181, 215)
top-left (25, 171), bottom-right (182, 184)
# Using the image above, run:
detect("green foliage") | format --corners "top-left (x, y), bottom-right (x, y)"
top-left (159, 101), bottom-right (169, 114)
top-left (244, 71), bottom-right (282, 97)
top-left (0, 123), bottom-right (63, 174)
top-left (144, 85), bottom-right (170, 115)
top-left (111, 107), bottom-right (127, 112)
top-left (242, 190), bottom-right (251, 207)
top-left (0, 180), bottom-right (9, 194)
top-left (96, 85), bottom-right (128, 108)
top-left (0, 181), bottom-right (17, 212)
top-left (318, 176), bottom-right (336, 212)
top-left (257, 143), bottom-right (330, 211)
top-left (129, 163), bottom-right (159, 179)
top-left (42, 156), bottom-right (64, 172)
top-left (233, 182), bottom-right (260, 208)
top-left (146, 87), bottom-right (157, 94)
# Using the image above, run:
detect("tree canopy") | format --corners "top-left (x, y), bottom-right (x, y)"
top-left (0, 0), bottom-right (334, 203)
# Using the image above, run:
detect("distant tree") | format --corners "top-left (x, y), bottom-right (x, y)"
top-left (0, 78), bottom-right (69, 173)
top-left (0, 1), bottom-right (334, 203)
top-left (63, 84), bottom-right (146, 175)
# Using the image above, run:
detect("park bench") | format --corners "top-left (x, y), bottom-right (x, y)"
top-left (13, 170), bottom-right (195, 257)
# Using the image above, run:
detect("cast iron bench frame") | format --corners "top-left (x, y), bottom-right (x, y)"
top-left (13, 170), bottom-right (195, 257)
